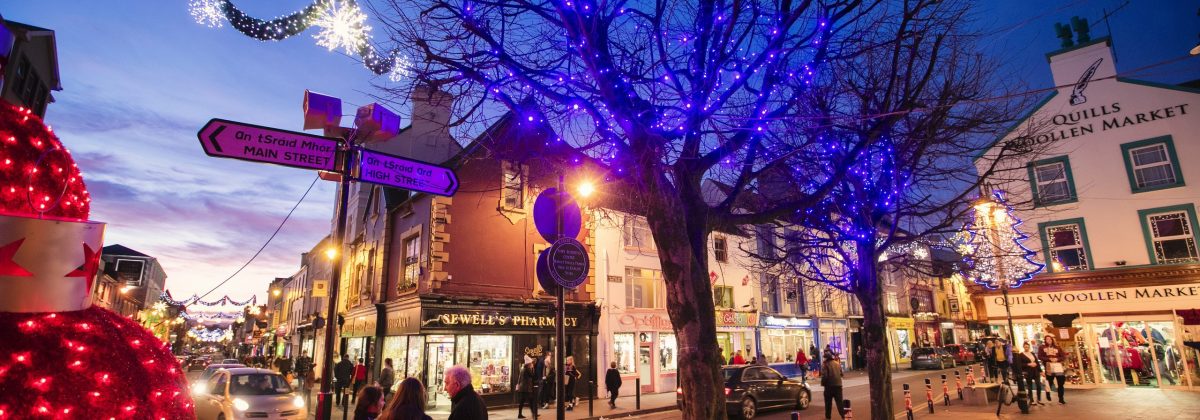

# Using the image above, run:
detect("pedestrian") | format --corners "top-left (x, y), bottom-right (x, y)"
top-left (353, 385), bottom-right (385, 420)
top-left (380, 358), bottom-right (396, 401)
top-left (982, 340), bottom-right (996, 382)
top-left (541, 353), bottom-right (556, 409)
top-left (353, 357), bottom-right (369, 404)
top-left (444, 365), bottom-right (488, 420)
top-left (994, 339), bottom-right (1011, 384)
top-left (563, 356), bottom-right (581, 410)
top-left (296, 351), bottom-right (313, 388)
top-left (795, 348), bottom-right (810, 381)
top-left (756, 353), bottom-right (768, 366)
top-left (517, 357), bottom-right (538, 419)
top-left (379, 377), bottom-right (433, 420)
top-left (1014, 342), bottom-right (1043, 405)
top-left (1038, 336), bottom-right (1067, 404)
top-left (731, 350), bottom-right (746, 365)
top-left (605, 361), bottom-right (622, 409)
top-left (820, 350), bottom-right (846, 420)
top-left (335, 354), bottom-right (355, 407)
top-left (718, 347), bottom-right (726, 365)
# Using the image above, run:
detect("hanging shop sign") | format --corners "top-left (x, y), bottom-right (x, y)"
top-left (983, 282), bottom-right (1200, 318)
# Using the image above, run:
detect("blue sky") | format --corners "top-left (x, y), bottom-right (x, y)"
top-left (4, 1), bottom-right (1196, 303)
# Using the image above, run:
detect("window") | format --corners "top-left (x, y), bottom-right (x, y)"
top-left (820, 297), bottom-right (835, 315)
top-left (885, 292), bottom-right (899, 314)
top-left (613, 333), bottom-right (636, 374)
top-left (1038, 219), bottom-right (1091, 271)
top-left (1139, 205), bottom-right (1200, 264)
top-left (1122, 136), bottom-right (1184, 192)
top-left (400, 235), bottom-right (420, 290)
top-left (625, 267), bottom-right (664, 308)
top-left (501, 161), bottom-right (524, 208)
top-left (658, 334), bottom-right (677, 371)
top-left (714, 285), bottom-right (734, 309)
top-left (623, 217), bottom-right (656, 251)
top-left (466, 335), bottom-right (512, 395)
top-left (713, 235), bottom-right (728, 262)
top-left (1028, 156), bottom-right (1076, 205)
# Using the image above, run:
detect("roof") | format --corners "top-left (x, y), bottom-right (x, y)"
top-left (2, 20), bottom-right (62, 91)
top-left (221, 367), bottom-right (279, 375)
top-left (102, 244), bottom-right (149, 257)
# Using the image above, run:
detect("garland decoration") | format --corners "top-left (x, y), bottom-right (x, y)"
top-left (955, 189), bottom-right (1045, 290)
top-left (162, 290), bottom-right (257, 307)
top-left (188, 0), bottom-right (411, 79)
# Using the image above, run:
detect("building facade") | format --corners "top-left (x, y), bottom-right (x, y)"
top-left (0, 17), bottom-right (59, 117)
top-left (974, 30), bottom-right (1200, 389)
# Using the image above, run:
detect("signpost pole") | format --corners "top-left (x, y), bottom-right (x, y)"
top-left (317, 139), bottom-right (352, 420)
top-left (555, 173), bottom-right (567, 420)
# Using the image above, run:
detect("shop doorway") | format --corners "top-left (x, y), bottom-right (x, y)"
top-left (1090, 321), bottom-right (1184, 388)
top-left (425, 337), bottom-right (456, 409)
top-left (639, 345), bottom-right (653, 393)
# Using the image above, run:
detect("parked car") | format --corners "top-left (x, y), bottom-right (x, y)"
top-left (677, 365), bottom-right (811, 419)
top-left (192, 367), bottom-right (305, 420)
top-left (943, 344), bottom-right (975, 364)
top-left (963, 342), bottom-right (987, 362)
top-left (221, 359), bottom-right (240, 364)
top-left (910, 347), bottom-right (957, 370)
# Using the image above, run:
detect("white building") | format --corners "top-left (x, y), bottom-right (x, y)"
top-left (975, 29), bottom-right (1200, 389)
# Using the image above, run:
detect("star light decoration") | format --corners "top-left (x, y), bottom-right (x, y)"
top-left (311, 0), bottom-right (371, 54)
top-left (188, 0), bottom-right (225, 28)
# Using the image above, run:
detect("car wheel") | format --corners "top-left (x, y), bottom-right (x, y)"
top-left (217, 415), bottom-right (225, 420)
top-left (740, 397), bottom-right (757, 419)
top-left (796, 389), bottom-right (811, 410)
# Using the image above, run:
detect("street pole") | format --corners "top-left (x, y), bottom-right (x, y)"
top-left (982, 198), bottom-right (1027, 414)
top-left (555, 173), bottom-right (566, 420)
top-left (317, 137), bottom-right (353, 420)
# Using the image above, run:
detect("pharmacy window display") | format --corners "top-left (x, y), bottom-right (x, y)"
top-left (467, 335), bottom-right (512, 395)
top-left (659, 333), bottom-right (678, 371)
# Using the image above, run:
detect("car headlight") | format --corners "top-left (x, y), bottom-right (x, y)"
top-left (293, 395), bottom-right (305, 408)
top-left (233, 398), bottom-right (250, 411)
top-left (191, 383), bottom-right (207, 396)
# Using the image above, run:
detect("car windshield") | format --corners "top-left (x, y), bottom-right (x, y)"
top-left (913, 348), bottom-right (935, 355)
top-left (722, 368), bottom-right (739, 381)
top-left (230, 374), bottom-right (292, 395)
top-left (200, 368), bottom-right (219, 380)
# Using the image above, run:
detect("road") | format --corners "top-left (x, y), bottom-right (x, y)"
top-left (755, 362), bottom-right (987, 420)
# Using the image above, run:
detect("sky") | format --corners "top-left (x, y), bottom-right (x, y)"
top-left (4, 1), bottom-right (1196, 305)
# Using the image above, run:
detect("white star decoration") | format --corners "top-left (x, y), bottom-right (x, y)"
top-left (312, 0), bottom-right (371, 54)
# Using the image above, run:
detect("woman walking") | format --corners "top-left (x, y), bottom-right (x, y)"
top-left (1038, 336), bottom-right (1068, 404)
top-left (563, 356), bottom-right (581, 410)
top-left (379, 377), bottom-right (433, 420)
top-left (1014, 342), bottom-right (1044, 405)
top-left (517, 358), bottom-right (538, 418)
top-left (604, 361), bottom-right (622, 409)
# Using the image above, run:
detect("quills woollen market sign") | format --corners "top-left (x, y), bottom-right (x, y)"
top-left (1003, 102), bottom-right (1190, 152)
top-left (983, 283), bottom-right (1200, 317)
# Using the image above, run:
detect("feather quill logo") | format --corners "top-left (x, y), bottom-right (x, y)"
top-left (1070, 58), bottom-right (1103, 106)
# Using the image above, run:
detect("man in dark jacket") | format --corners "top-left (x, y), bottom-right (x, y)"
top-left (820, 351), bottom-right (846, 420)
top-left (334, 354), bottom-right (354, 407)
top-left (445, 365), bottom-right (488, 420)
top-left (604, 361), bottom-right (622, 409)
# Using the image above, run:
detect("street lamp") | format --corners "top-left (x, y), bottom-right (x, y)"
top-left (972, 192), bottom-right (1029, 414)
top-left (272, 288), bottom-right (282, 297)
top-left (324, 247), bottom-right (337, 260)
top-left (576, 180), bottom-right (595, 198)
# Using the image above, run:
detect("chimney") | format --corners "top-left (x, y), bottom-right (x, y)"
top-left (411, 84), bottom-right (453, 140)
top-left (1047, 18), bottom-right (1116, 104)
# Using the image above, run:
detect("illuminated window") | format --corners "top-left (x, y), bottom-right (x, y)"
top-left (625, 267), bottom-right (664, 309)
top-left (1140, 206), bottom-right (1199, 264)
top-left (401, 235), bottom-right (420, 290)
top-left (501, 161), bottom-right (524, 209)
top-left (1122, 137), bottom-right (1183, 192)
top-left (714, 235), bottom-right (728, 262)
top-left (623, 217), bottom-right (656, 251)
top-left (714, 286), bottom-right (734, 309)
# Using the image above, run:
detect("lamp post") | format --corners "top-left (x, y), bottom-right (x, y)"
top-left (973, 192), bottom-right (1029, 414)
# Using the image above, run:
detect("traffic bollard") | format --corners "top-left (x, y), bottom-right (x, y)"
top-left (588, 381), bottom-right (595, 417)
top-left (843, 399), bottom-right (853, 419)
top-left (954, 370), bottom-right (963, 400)
top-left (342, 389), bottom-right (349, 420)
top-left (966, 366), bottom-right (976, 386)
top-left (903, 383), bottom-right (914, 420)
top-left (942, 374), bottom-right (950, 406)
top-left (925, 378), bottom-right (934, 414)
top-left (791, 411), bottom-right (801, 420)
top-left (635, 378), bottom-right (641, 410)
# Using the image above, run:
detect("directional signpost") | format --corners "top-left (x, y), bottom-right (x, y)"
top-left (198, 118), bottom-right (341, 171)
top-left (357, 149), bottom-right (459, 196)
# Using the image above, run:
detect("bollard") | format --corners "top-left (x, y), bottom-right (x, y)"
top-left (791, 411), bottom-right (801, 420)
top-left (903, 383), bottom-right (914, 420)
top-left (942, 374), bottom-right (950, 406)
top-left (954, 370), bottom-right (963, 400)
top-left (342, 389), bottom-right (349, 420)
top-left (925, 378), bottom-right (934, 414)
top-left (588, 381), bottom-right (595, 417)
top-left (843, 399), bottom-right (853, 419)
top-left (635, 378), bottom-right (641, 410)
top-left (966, 366), bottom-right (976, 387)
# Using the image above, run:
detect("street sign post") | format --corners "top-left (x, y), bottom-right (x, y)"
top-left (547, 237), bottom-right (589, 289)
top-left (356, 149), bottom-right (459, 196)
top-left (198, 118), bottom-right (341, 171)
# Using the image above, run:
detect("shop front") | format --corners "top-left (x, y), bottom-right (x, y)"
top-left (608, 311), bottom-right (676, 394)
top-left (718, 310), bottom-right (760, 360)
top-left (912, 316), bottom-right (942, 348)
top-left (380, 298), bottom-right (600, 409)
top-left (758, 315), bottom-right (815, 377)
top-left (980, 278), bottom-right (1200, 389)
top-left (819, 319), bottom-right (851, 365)
top-left (340, 309), bottom-right (379, 375)
top-left (887, 316), bottom-right (915, 364)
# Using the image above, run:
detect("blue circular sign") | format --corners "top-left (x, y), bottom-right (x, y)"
top-left (533, 188), bottom-right (581, 242)
top-left (547, 238), bottom-right (589, 289)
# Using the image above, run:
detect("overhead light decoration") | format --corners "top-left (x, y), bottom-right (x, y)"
top-left (312, 0), bottom-right (371, 54)
top-left (188, 0), bottom-right (225, 28)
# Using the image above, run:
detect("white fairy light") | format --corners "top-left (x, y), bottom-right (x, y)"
top-left (189, 0), bottom-right (225, 28)
top-left (388, 54), bottom-right (414, 82)
top-left (312, 0), bottom-right (371, 54)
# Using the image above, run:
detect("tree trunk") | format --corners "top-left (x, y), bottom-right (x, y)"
top-left (645, 202), bottom-right (724, 420)
top-left (853, 240), bottom-right (894, 420)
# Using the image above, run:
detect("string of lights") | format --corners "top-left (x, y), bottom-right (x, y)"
top-left (955, 189), bottom-right (1045, 290)
top-left (161, 291), bottom-right (257, 307)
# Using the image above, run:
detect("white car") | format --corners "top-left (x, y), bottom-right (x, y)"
top-left (193, 367), bottom-right (306, 420)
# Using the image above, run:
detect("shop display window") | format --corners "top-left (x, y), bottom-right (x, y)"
top-left (467, 335), bottom-right (512, 395)
top-left (381, 336), bottom-right (408, 387)
top-left (658, 334), bottom-right (678, 371)
top-left (406, 335), bottom-right (425, 378)
top-left (895, 330), bottom-right (911, 359)
top-left (614, 333), bottom-right (636, 374)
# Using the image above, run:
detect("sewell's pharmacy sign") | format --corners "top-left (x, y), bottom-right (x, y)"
top-left (983, 283), bottom-right (1200, 317)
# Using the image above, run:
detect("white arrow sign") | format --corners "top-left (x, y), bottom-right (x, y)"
top-left (356, 149), bottom-right (459, 196)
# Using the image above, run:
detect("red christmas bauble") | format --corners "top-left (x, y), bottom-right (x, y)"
top-left (0, 101), bottom-right (90, 220)
top-left (0, 307), bottom-right (194, 418)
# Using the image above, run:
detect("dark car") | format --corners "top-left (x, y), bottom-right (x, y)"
top-left (186, 356), bottom-right (211, 371)
top-left (943, 344), bottom-right (975, 364)
top-left (911, 347), bottom-right (957, 370)
top-left (677, 365), bottom-right (811, 419)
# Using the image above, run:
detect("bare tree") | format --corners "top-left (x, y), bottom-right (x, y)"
top-left (370, 0), bottom-right (1045, 418)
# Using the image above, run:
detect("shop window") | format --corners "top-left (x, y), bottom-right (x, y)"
top-left (714, 285), bottom-right (734, 309)
top-left (400, 234), bottom-right (420, 290)
top-left (381, 336), bottom-right (408, 390)
top-left (1038, 219), bottom-right (1091, 271)
top-left (501, 161), bottom-right (525, 209)
top-left (613, 333), bottom-right (636, 374)
top-left (467, 335), bottom-right (512, 395)
top-left (405, 335), bottom-right (425, 378)
top-left (1121, 136), bottom-right (1184, 193)
top-left (1139, 204), bottom-right (1200, 264)
top-left (658, 334), bottom-right (678, 371)
top-left (713, 235), bottom-right (728, 262)
top-left (623, 216), bottom-right (657, 251)
top-left (1027, 156), bottom-right (1076, 205)
top-left (885, 292), bottom-right (899, 314)
top-left (625, 266), bottom-right (664, 308)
